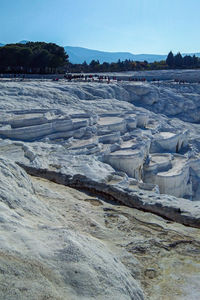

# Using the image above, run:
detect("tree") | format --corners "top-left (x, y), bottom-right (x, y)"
top-left (192, 55), bottom-right (198, 67)
top-left (174, 52), bottom-right (183, 68)
top-left (0, 42), bottom-right (68, 73)
top-left (166, 51), bottom-right (174, 67)
top-left (89, 60), bottom-right (100, 72)
top-left (183, 55), bottom-right (193, 67)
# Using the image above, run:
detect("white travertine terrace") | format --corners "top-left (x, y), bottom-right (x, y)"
top-left (144, 154), bottom-right (192, 198)
top-left (150, 130), bottom-right (188, 153)
top-left (104, 137), bottom-right (150, 180)
top-left (1, 76), bottom-right (200, 300)
top-left (0, 79), bottom-right (199, 222)
top-left (0, 101), bottom-right (195, 200)
top-left (97, 116), bottom-right (127, 136)
top-left (105, 149), bottom-right (145, 180)
top-left (0, 112), bottom-right (93, 141)
top-left (135, 112), bottom-right (149, 128)
top-left (125, 114), bottom-right (137, 129)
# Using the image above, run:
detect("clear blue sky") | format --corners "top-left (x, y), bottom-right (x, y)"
top-left (1, 0), bottom-right (200, 54)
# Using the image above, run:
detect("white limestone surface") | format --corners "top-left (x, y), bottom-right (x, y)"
top-left (0, 76), bottom-right (200, 299)
top-left (150, 130), bottom-right (188, 153)
top-left (0, 78), bottom-right (200, 214)
top-left (0, 158), bottom-right (144, 300)
top-left (144, 154), bottom-right (191, 198)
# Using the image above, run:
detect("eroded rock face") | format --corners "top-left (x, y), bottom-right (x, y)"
top-left (0, 159), bottom-right (144, 300)
top-left (32, 175), bottom-right (200, 300)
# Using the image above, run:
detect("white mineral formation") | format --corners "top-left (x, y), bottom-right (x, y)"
top-left (0, 73), bottom-right (200, 299)
top-left (0, 158), bottom-right (143, 300)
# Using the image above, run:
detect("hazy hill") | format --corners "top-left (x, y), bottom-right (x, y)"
top-left (64, 46), bottom-right (166, 63)
top-left (65, 46), bottom-right (200, 64)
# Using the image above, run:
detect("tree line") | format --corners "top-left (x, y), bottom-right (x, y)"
top-left (166, 51), bottom-right (200, 68)
top-left (66, 52), bottom-right (200, 73)
top-left (65, 59), bottom-right (167, 73)
top-left (0, 42), bottom-right (68, 73)
top-left (0, 42), bottom-right (200, 74)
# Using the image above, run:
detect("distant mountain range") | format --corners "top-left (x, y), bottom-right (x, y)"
top-left (64, 46), bottom-right (200, 64)
top-left (64, 46), bottom-right (167, 63)
top-left (0, 41), bottom-right (200, 64)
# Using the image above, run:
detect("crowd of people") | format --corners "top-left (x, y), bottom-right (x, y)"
top-left (1, 73), bottom-right (200, 84)
top-left (63, 74), bottom-right (150, 83)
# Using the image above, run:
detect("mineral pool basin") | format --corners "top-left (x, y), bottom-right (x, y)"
top-left (109, 148), bottom-right (141, 157)
top-left (68, 137), bottom-right (98, 150)
top-left (144, 154), bottom-right (172, 174)
top-left (98, 116), bottom-right (126, 133)
top-left (7, 113), bottom-right (45, 123)
top-left (147, 154), bottom-right (188, 176)
top-left (120, 139), bottom-right (137, 149)
top-left (151, 132), bottom-right (183, 152)
top-left (12, 113), bottom-right (44, 119)
top-left (158, 155), bottom-right (188, 177)
top-left (98, 117), bottom-right (124, 126)
top-left (158, 132), bottom-right (176, 139)
top-left (4, 112), bottom-right (51, 129)
top-left (105, 148), bottom-right (144, 179)
top-left (149, 154), bottom-right (172, 167)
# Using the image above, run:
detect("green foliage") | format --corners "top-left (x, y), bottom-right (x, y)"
top-left (0, 42), bottom-right (68, 73)
top-left (66, 50), bottom-right (200, 73)
top-left (166, 51), bottom-right (174, 67)
top-left (174, 52), bottom-right (183, 67)
top-left (65, 59), bottom-right (168, 73)
top-left (166, 51), bottom-right (200, 69)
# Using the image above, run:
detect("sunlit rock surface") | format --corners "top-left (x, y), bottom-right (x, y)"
top-left (0, 74), bottom-right (200, 299)
top-left (0, 158), bottom-right (144, 300)
top-left (0, 158), bottom-right (199, 300)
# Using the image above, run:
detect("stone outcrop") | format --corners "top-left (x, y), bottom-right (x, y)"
top-left (0, 158), bottom-right (144, 300)
top-left (0, 157), bottom-right (199, 300)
